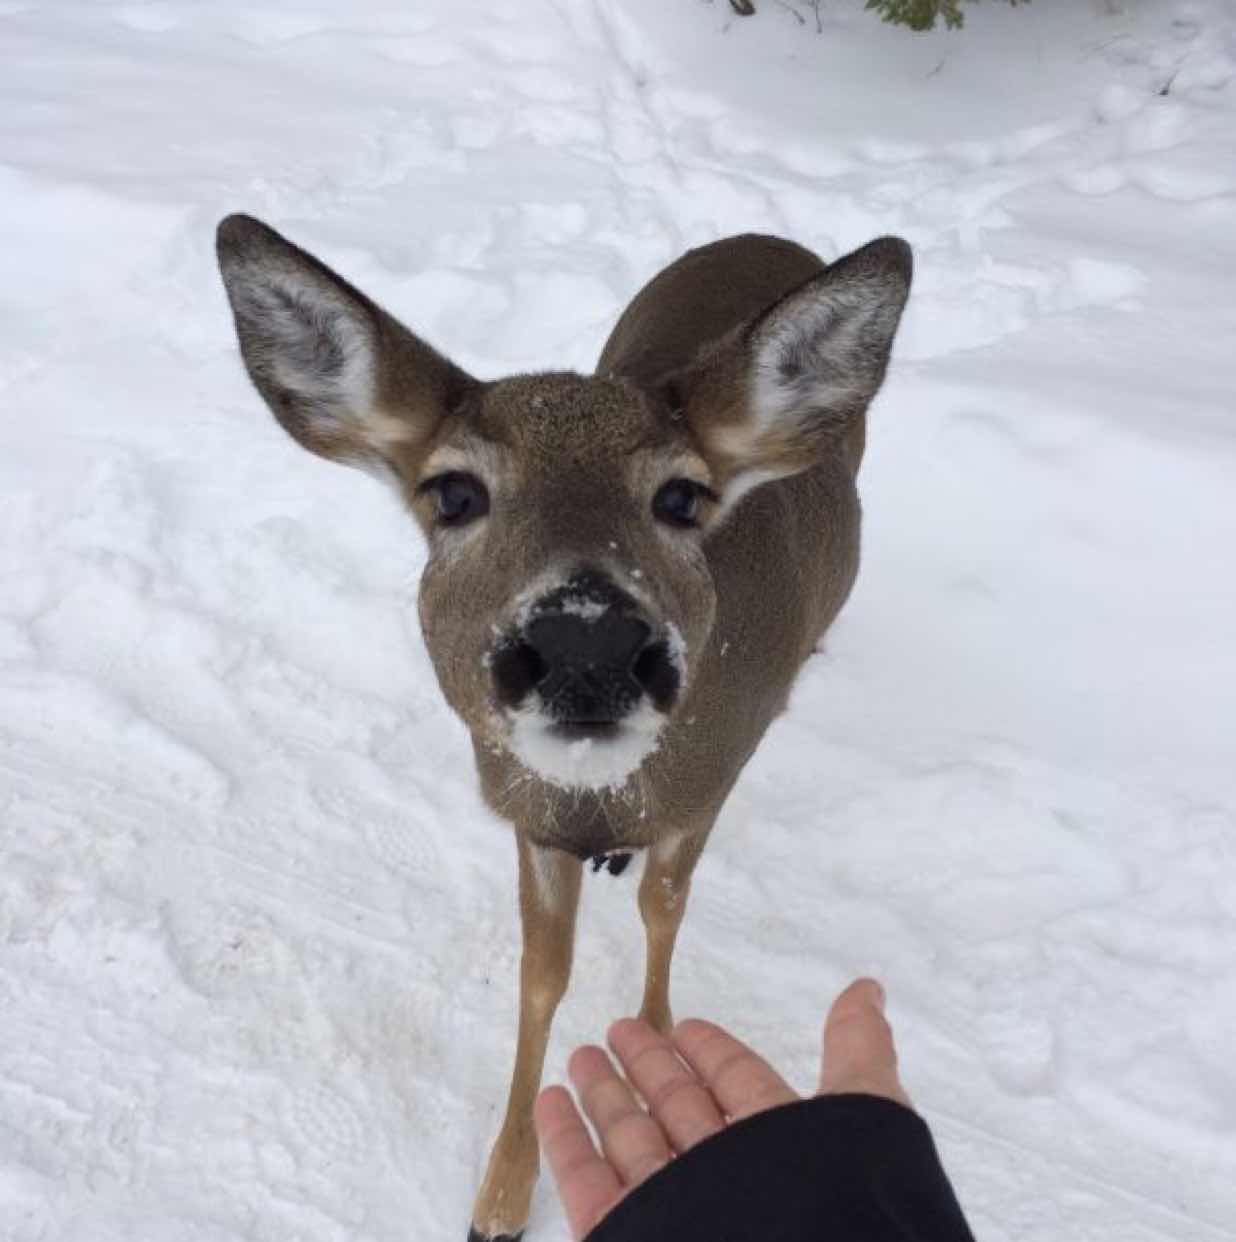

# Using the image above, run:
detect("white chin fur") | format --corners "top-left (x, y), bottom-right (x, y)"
top-left (505, 700), bottom-right (664, 791)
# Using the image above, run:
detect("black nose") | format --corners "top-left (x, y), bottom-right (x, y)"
top-left (526, 607), bottom-right (650, 722)
top-left (490, 572), bottom-right (680, 719)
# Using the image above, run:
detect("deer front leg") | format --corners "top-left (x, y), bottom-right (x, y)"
top-left (469, 837), bottom-right (582, 1242)
top-left (637, 830), bottom-right (707, 1036)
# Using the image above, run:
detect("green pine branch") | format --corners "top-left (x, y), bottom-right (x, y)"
top-left (864, 0), bottom-right (1028, 32)
top-left (725, 0), bottom-right (1029, 31)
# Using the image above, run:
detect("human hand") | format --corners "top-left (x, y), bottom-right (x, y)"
top-left (533, 978), bottom-right (912, 1240)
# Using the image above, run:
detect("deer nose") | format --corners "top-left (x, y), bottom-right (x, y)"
top-left (494, 611), bottom-right (650, 721)
top-left (490, 573), bottom-right (679, 718)
top-left (527, 609), bottom-right (651, 718)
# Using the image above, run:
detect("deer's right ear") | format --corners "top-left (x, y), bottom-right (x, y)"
top-left (216, 214), bottom-right (473, 473)
top-left (682, 237), bottom-right (911, 504)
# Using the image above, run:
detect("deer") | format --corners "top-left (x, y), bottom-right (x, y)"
top-left (216, 215), bottom-right (912, 1241)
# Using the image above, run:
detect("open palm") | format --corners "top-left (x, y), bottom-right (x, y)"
top-left (534, 978), bottom-right (911, 1240)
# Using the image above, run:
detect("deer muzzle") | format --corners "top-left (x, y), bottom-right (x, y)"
top-left (491, 570), bottom-right (679, 733)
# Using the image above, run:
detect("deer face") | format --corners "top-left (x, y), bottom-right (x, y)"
top-left (217, 216), bottom-right (909, 791)
top-left (414, 372), bottom-right (717, 790)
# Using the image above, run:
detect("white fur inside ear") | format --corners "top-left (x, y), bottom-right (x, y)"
top-left (230, 264), bottom-right (377, 432)
top-left (750, 273), bottom-right (904, 433)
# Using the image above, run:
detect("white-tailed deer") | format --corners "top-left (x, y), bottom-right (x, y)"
top-left (216, 216), bottom-right (911, 1241)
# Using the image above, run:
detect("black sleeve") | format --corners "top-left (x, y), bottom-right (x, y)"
top-left (583, 1094), bottom-right (975, 1242)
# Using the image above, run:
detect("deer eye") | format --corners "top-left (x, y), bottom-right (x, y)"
top-left (652, 479), bottom-right (713, 528)
top-left (421, 472), bottom-right (490, 527)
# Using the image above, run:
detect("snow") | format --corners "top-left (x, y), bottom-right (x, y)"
top-left (2, 1), bottom-right (1235, 1239)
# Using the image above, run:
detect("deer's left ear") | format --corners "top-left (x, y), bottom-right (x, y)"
top-left (689, 237), bottom-right (912, 489)
top-left (216, 214), bottom-right (475, 477)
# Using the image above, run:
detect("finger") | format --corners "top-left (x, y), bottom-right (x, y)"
top-left (671, 1019), bottom-right (798, 1121)
top-left (608, 1018), bottom-right (725, 1153)
top-left (818, 978), bottom-right (913, 1108)
top-left (568, 1045), bottom-right (673, 1190)
top-left (535, 1085), bottom-right (625, 1240)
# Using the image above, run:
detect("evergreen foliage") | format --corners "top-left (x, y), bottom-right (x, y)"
top-left (726, 0), bottom-right (1028, 32)
top-left (865, 0), bottom-right (1027, 31)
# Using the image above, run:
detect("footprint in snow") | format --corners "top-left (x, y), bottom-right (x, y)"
top-left (1127, 151), bottom-right (1236, 202)
top-left (975, 1006), bottom-right (1058, 1095)
top-left (162, 901), bottom-right (298, 1000)
top-left (284, 1083), bottom-right (370, 1166)
top-left (313, 786), bottom-right (443, 883)
top-left (1121, 99), bottom-right (1194, 155)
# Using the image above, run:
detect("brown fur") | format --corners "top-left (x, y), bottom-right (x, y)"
top-left (216, 218), bottom-right (911, 1240)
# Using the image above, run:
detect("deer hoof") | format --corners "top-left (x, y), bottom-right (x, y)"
top-left (468, 1229), bottom-right (523, 1242)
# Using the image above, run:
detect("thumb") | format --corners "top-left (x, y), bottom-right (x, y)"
top-left (817, 978), bottom-right (913, 1109)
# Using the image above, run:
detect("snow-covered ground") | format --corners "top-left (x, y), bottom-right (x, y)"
top-left (3, 1), bottom-right (1235, 1239)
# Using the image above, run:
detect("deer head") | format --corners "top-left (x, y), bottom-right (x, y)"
top-left (217, 216), bottom-right (910, 792)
